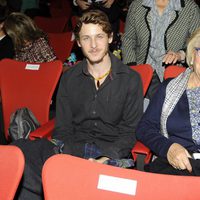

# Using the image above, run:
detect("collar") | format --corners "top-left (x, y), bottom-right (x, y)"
top-left (75, 52), bottom-right (129, 78)
top-left (161, 68), bottom-right (191, 138)
top-left (142, 0), bottom-right (183, 11)
top-left (0, 34), bottom-right (6, 41)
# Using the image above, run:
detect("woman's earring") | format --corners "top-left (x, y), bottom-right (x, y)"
top-left (190, 61), bottom-right (194, 70)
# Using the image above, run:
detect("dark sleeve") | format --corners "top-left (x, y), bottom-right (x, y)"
top-left (188, 3), bottom-right (200, 38)
top-left (136, 80), bottom-right (174, 158)
top-left (104, 71), bottom-right (144, 159)
top-left (121, 1), bottom-right (137, 65)
top-left (0, 48), bottom-right (14, 60)
top-left (52, 72), bottom-right (73, 143)
top-left (0, 37), bottom-right (15, 60)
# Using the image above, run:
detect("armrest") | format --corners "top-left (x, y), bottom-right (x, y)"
top-left (131, 141), bottom-right (152, 164)
top-left (29, 119), bottom-right (55, 140)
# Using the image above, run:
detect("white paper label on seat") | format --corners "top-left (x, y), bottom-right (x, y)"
top-left (25, 64), bottom-right (40, 70)
top-left (193, 153), bottom-right (200, 160)
top-left (97, 174), bottom-right (137, 196)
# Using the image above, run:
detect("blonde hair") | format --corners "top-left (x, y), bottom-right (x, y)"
top-left (186, 28), bottom-right (200, 66)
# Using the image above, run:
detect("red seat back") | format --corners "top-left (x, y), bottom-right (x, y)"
top-left (0, 145), bottom-right (24, 200)
top-left (0, 59), bottom-right (62, 140)
top-left (164, 65), bottom-right (186, 79)
top-left (42, 154), bottom-right (200, 200)
top-left (48, 32), bottom-right (74, 62)
top-left (131, 64), bottom-right (153, 96)
top-left (71, 15), bottom-right (77, 30)
top-left (34, 16), bottom-right (68, 33)
top-left (119, 19), bottom-right (125, 34)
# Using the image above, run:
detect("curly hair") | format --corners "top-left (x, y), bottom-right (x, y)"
top-left (74, 9), bottom-right (112, 40)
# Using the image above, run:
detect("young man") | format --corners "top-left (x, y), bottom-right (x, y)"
top-left (13, 9), bottom-right (143, 199)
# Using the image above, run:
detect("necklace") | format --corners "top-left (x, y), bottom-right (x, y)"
top-left (93, 68), bottom-right (111, 88)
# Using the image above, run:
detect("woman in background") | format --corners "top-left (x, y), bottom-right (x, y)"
top-left (4, 12), bottom-right (56, 63)
top-left (122, 0), bottom-right (200, 99)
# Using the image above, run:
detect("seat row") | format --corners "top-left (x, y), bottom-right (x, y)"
top-left (0, 59), bottom-right (189, 199)
top-left (0, 59), bottom-right (186, 151)
top-left (0, 145), bottom-right (199, 200)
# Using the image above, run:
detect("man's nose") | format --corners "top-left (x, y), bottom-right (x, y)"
top-left (91, 38), bottom-right (97, 48)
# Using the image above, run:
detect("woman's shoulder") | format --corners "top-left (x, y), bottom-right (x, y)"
top-left (185, 0), bottom-right (200, 8)
top-left (128, 0), bottom-right (146, 12)
top-left (34, 37), bottom-right (48, 44)
top-left (30, 37), bottom-right (51, 50)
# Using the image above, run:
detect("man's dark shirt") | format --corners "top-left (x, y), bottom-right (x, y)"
top-left (53, 53), bottom-right (143, 159)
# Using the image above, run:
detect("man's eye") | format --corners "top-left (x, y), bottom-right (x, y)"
top-left (82, 37), bottom-right (89, 41)
top-left (97, 35), bottom-right (104, 39)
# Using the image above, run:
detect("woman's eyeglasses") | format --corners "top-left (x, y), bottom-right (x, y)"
top-left (195, 47), bottom-right (200, 57)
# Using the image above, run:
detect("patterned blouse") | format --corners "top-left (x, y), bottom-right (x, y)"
top-left (15, 37), bottom-right (57, 63)
top-left (187, 87), bottom-right (200, 145)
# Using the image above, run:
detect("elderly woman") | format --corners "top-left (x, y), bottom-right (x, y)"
top-left (136, 28), bottom-right (200, 176)
top-left (4, 12), bottom-right (56, 63)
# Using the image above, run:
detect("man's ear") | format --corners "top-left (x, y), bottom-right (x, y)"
top-left (0, 22), bottom-right (4, 29)
top-left (77, 40), bottom-right (81, 47)
top-left (108, 32), bottom-right (113, 44)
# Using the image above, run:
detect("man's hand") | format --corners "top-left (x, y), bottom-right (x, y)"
top-left (88, 156), bottom-right (110, 164)
top-left (167, 143), bottom-right (192, 172)
top-left (76, 0), bottom-right (91, 10)
top-left (162, 50), bottom-right (185, 65)
top-left (102, 0), bottom-right (115, 8)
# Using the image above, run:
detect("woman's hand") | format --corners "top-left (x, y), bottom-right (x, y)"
top-left (163, 50), bottom-right (185, 65)
top-left (88, 156), bottom-right (110, 164)
top-left (102, 0), bottom-right (115, 8)
top-left (167, 143), bottom-right (192, 172)
top-left (76, 0), bottom-right (91, 10)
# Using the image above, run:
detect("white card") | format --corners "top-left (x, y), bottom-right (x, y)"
top-left (97, 174), bottom-right (137, 196)
top-left (193, 153), bottom-right (200, 160)
top-left (25, 64), bottom-right (40, 70)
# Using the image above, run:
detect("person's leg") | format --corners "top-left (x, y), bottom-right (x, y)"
top-left (12, 138), bottom-right (56, 199)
